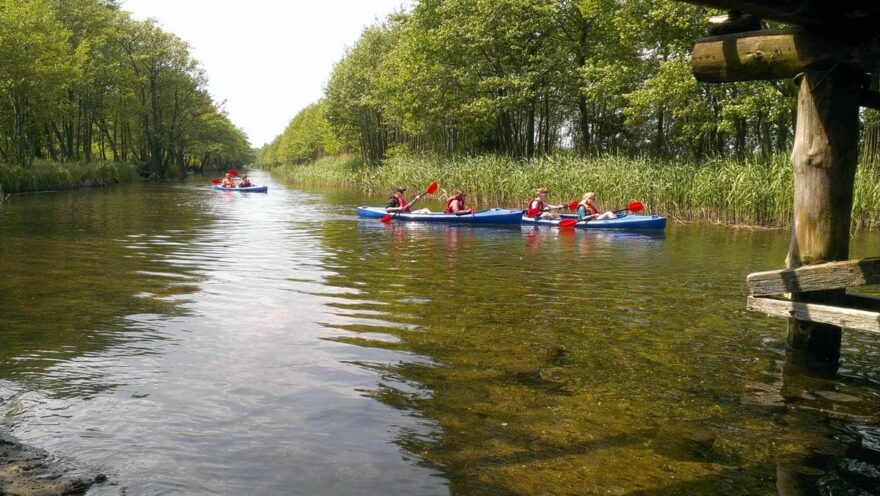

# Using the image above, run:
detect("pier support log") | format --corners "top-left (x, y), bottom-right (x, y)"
top-left (785, 68), bottom-right (862, 374)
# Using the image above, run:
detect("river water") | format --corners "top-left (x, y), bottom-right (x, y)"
top-left (1, 171), bottom-right (878, 495)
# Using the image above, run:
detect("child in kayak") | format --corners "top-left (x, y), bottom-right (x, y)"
top-left (221, 173), bottom-right (236, 188)
top-left (238, 175), bottom-right (253, 187)
top-left (577, 192), bottom-right (616, 220)
top-left (387, 187), bottom-right (430, 214)
top-left (527, 187), bottom-right (562, 219)
top-left (444, 190), bottom-right (473, 215)
top-left (386, 187), bottom-right (411, 213)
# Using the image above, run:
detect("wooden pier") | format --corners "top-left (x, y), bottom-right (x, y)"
top-left (679, 0), bottom-right (880, 372)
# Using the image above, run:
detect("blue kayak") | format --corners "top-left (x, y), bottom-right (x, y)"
top-left (522, 213), bottom-right (667, 230)
top-left (358, 206), bottom-right (523, 224)
top-left (214, 185), bottom-right (268, 193)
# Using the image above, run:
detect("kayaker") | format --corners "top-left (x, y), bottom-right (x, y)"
top-left (527, 187), bottom-right (562, 219)
top-left (238, 175), bottom-right (253, 187)
top-left (444, 190), bottom-right (473, 215)
top-left (577, 192), bottom-right (616, 220)
top-left (385, 187), bottom-right (411, 213)
top-left (221, 173), bottom-right (236, 188)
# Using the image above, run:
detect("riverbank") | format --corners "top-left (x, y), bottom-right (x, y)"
top-left (0, 161), bottom-right (139, 195)
top-left (1, 433), bottom-right (104, 495)
top-left (270, 154), bottom-right (880, 229)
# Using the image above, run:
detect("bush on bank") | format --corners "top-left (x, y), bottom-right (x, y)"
top-left (271, 153), bottom-right (880, 230)
top-left (0, 161), bottom-right (139, 194)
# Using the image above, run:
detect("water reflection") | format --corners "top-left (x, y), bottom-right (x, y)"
top-left (319, 216), bottom-right (880, 495)
top-left (0, 176), bottom-right (878, 495)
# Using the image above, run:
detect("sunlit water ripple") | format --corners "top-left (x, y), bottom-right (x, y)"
top-left (1, 171), bottom-right (879, 495)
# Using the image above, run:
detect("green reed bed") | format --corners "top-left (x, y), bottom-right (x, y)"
top-left (0, 160), bottom-right (138, 194)
top-left (272, 153), bottom-right (880, 229)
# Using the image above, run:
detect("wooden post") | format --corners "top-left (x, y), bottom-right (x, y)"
top-left (785, 68), bottom-right (862, 374)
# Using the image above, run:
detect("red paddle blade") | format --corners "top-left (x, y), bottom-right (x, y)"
top-left (627, 201), bottom-right (644, 213)
top-left (229, 169), bottom-right (239, 177)
top-left (426, 181), bottom-right (439, 194)
top-left (211, 179), bottom-right (221, 185)
top-left (380, 214), bottom-right (394, 223)
top-left (558, 219), bottom-right (578, 228)
top-left (568, 200), bottom-right (579, 211)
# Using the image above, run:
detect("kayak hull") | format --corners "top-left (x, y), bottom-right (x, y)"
top-left (358, 206), bottom-right (523, 224)
top-left (522, 213), bottom-right (667, 230)
top-left (214, 185), bottom-right (268, 193)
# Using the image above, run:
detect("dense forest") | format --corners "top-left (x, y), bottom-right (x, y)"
top-left (257, 0), bottom-right (878, 168)
top-left (0, 0), bottom-right (252, 177)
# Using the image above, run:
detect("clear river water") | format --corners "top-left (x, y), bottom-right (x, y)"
top-left (1, 171), bottom-right (879, 495)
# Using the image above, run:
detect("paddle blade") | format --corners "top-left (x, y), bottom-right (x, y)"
top-left (558, 219), bottom-right (578, 228)
top-left (211, 179), bottom-right (221, 185)
top-left (627, 201), bottom-right (644, 213)
top-left (229, 169), bottom-right (239, 177)
top-left (380, 214), bottom-right (394, 224)
top-left (426, 181), bottom-right (439, 194)
top-left (568, 200), bottom-right (579, 211)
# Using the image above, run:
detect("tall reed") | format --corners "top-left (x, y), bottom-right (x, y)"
top-left (0, 161), bottom-right (139, 194)
top-left (271, 153), bottom-right (880, 229)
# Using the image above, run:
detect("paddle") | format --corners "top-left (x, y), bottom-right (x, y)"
top-left (558, 201), bottom-right (645, 228)
top-left (380, 182), bottom-right (439, 223)
top-left (229, 169), bottom-right (239, 177)
top-left (211, 179), bottom-right (221, 185)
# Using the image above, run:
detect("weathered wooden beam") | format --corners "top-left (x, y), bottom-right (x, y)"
top-left (747, 296), bottom-right (880, 334)
top-left (747, 257), bottom-right (880, 296)
top-left (842, 292), bottom-right (880, 313)
top-left (861, 90), bottom-right (880, 111)
top-left (692, 29), bottom-right (880, 83)
top-left (783, 68), bottom-right (862, 372)
top-left (677, 0), bottom-right (880, 31)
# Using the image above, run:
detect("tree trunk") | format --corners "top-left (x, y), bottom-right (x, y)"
top-left (785, 68), bottom-right (862, 375)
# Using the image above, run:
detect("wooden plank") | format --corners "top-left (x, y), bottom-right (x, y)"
top-left (747, 296), bottom-right (880, 334)
top-left (842, 292), bottom-right (880, 313)
top-left (692, 29), bottom-right (880, 83)
top-left (677, 0), bottom-right (880, 31)
top-left (747, 257), bottom-right (880, 295)
top-left (862, 90), bottom-right (880, 111)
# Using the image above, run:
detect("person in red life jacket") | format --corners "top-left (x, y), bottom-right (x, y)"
top-left (577, 192), bottom-right (616, 220)
top-left (526, 187), bottom-right (562, 219)
top-left (444, 190), bottom-right (473, 216)
top-left (385, 187), bottom-right (411, 213)
top-left (238, 174), bottom-right (253, 187)
top-left (220, 173), bottom-right (236, 188)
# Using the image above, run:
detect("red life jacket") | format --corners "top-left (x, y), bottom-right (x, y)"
top-left (444, 196), bottom-right (463, 214)
top-left (388, 195), bottom-right (410, 212)
top-left (526, 197), bottom-right (545, 218)
top-left (584, 202), bottom-right (598, 215)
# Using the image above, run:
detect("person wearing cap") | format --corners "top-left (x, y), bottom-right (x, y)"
top-left (577, 192), bottom-right (616, 221)
top-left (221, 173), bottom-right (236, 188)
top-left (526, 187), bottom-right (562, 219)
top-left (238, 174), bottom-right (253, 187)
top-left (385, 187), bottom-right (411, 213)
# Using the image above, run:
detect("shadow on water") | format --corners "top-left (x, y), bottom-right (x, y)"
top-left (314, 219), bottom-right (880, 495)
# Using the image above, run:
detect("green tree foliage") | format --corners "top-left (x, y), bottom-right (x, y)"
top-left (0, 0), bottom-right (251, 175)
top-left (257, 0), bottom-right (825, 167)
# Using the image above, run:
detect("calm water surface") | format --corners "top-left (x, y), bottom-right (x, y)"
top-left (1, 171), bottom-right (878, 495)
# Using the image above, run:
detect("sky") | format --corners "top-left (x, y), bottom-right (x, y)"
top-left (121, 0), bottom-right (411, 147)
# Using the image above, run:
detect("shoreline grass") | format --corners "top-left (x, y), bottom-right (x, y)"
top-left (270, 153), bottom-right (880, 230)
top-left (0, 160), bottom-right (139, 195)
